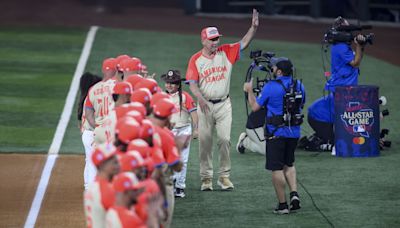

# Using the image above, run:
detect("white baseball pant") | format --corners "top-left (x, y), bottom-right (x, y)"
top-left (172, 125), bottom-right (192, 189)
top-left (82, 130), bottom-right (96, 190)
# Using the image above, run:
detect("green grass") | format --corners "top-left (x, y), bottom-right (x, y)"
top-left (0, 27), bottom-right (86, 152)
top-left (1, 27), bottom-right (399, 227)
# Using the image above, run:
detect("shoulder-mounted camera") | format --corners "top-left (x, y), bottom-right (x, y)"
top-left (247, 50), bottom-right (276, 96)
top-left (324, 24), bottom-right (374, 45)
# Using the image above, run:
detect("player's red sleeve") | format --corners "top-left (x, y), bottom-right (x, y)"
top-left (220, 43), bottom-right (241, 64)
top-left (185, 52), bottom-right (201, 82)
top-left (100, 181), bottom-right (115, 210)
top-left (85, 89), bottom-right (94, 109)
top-left (183, 91), bottom-right (197, 112)
top-left (160, 129), bottom-right (180, 165)
top-left (150, 147), bottom-right (166, 168)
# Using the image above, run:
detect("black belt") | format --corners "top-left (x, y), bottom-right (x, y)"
top-left (208, 95), bottom-right (229, 104)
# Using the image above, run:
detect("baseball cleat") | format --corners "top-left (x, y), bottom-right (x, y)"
top-left (217, 177), bottom-right (234, 190)
top-left (201, 179), bottom-right (213, 191)
top-left (175, 188), bottom-right (186, 198)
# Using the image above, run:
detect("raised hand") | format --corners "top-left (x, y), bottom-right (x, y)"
top-left (252, 9), bottom-right (259, 29)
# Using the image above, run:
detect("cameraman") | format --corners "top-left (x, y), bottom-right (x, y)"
top-left (325, 16), bottom-right (366, 92)
top-left (244, 58), bottom-right (305, 214)
top-left (305, 16), bottom-right (366, 151)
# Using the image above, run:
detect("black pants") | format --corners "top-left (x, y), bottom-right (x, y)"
top-left (307, 115), bottom-right (334, 143)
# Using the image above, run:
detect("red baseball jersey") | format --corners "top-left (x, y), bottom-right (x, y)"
top-left (135, 178), bottom-right (160, 222)
top-left (185, 43), bottom-right (241, 100)
top-left (153, 126), bottom-right (180, 166)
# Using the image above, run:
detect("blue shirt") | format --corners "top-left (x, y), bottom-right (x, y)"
top-left (308, 94), bottom-right (334, 123)
top-left (256, 76), bottom-right (306, 138)
top-left (325, 43), bottom-right (359, 92)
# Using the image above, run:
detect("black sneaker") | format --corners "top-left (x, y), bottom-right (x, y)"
top-left (290, 192), bottom-right (301, 211)
top-left (273, 203), bottom-right (289, 215)
top-left (175, 188), bottom-right (185, 198)
top-left (236, 133), bottom-right (246, 154)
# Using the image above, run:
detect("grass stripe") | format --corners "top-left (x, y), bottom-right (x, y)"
top-left (0, 27), bottom-right (87, 152)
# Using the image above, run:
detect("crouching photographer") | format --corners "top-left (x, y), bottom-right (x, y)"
top-left (300, 16), bottom-right (373, 152)
top-left (236, 108), bottom-right (266, 155)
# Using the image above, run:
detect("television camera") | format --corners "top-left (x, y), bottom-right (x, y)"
top-left (324, 24), bottom-right (374, 45)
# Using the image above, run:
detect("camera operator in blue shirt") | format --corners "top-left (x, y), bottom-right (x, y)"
top-left (244, 58), bottom-right (305, 214)
top-left (304, 16), bottom-right (366, 151)
top-left (325, 16), bottom-right (365, 92)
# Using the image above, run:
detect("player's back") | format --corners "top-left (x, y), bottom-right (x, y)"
top-left (86, 79), bottom-right (116, 126)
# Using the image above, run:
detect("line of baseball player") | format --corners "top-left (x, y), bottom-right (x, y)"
top-left (80, 9), bottom-right (265, 227)
top-left (80, 54), bottom-right (201, 227)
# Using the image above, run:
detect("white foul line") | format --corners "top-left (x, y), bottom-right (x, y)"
top-left (24, 26), bottom-right (99, 228)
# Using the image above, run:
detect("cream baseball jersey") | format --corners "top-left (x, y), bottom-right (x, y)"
top-left (94, 110), bottom-right (117, 145)
top-left (105, 206), bottom-right (145, 228)
top-left (84, 177), bottom-right (115, 228)
top-left (186, 43), bottom-right (241, 100)
top-left (169, 91), bottom-right (197, 128)
top-left (81, 96), bottom-right (94, 133)
top-left (85, 79), bottom-right (116, 126)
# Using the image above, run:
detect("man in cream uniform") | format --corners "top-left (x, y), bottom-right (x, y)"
top-left (185, 9), bottom-right (259, 191)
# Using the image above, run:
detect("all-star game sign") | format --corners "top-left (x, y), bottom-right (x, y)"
top-left (334, 86), bottom-right (380, 157)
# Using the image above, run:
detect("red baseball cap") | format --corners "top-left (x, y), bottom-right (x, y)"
top-left (131, 88), bottom-right (152, 105)
top-left (150, 92), bottom-right (171, 107)
top-left (141, 178), bottom-right (160, 195)
top-left (120, 151), bottom-right (145, 172)
top-left (134, 78), bottom-right (158, 94)
top-left (102, 58), bottom-right (118, 71)
top-left (152, 98), bottom-right (178, 118)
top-left (125, 74), bottom-right (144, 88)
top-left (201, 27), bottom-right (222, 40)
top-left (115, 104), bottom-right (134, 120)
top-left (113, 81), bottom-right (132, 95)
top-left (112, 172), bottom-right (143, 192)
top-left (115, 117), bottom-right (141, 144)
top-left (115, 102), bottom-right (147, 120)
top-left (127, 139), bottom-right (151, 158)
top-left (116, 54), bottom-right (131, 71)
top-left (129, 102), bottom-right (147, 117)
top-left (125, 110), bottom-right (144, 124)
top-left (139, 119), bottom-right (154, 139)
top-left (91, 143), bottom-right (117, 167)
top-left (120, 58), bottom-right (142, 72)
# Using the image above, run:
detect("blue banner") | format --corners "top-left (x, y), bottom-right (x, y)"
top-left (334, 86), bottom-right (380, 157)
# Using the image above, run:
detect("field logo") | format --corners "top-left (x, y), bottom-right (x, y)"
top-left (340, 101), bottom-right (375, 141)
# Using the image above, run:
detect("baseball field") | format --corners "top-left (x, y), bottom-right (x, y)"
top-left (0, 1), bottom-right (399, 227)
